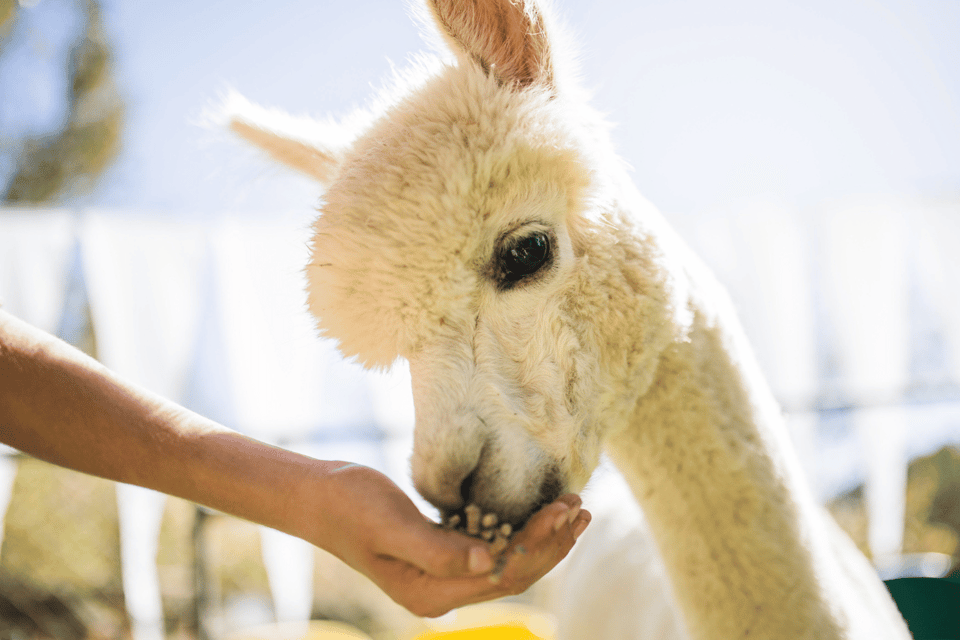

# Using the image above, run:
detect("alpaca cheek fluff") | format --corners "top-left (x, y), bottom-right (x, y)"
top-left (224, 0), bottom-right (912, 638)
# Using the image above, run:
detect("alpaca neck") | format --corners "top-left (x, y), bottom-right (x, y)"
top-left (605, 314), bottom-right (842, 640)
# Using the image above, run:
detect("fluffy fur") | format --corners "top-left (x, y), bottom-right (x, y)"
top-left (226, 1), bottom-right (911, 638)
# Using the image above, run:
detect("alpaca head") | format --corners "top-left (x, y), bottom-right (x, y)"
top-left (229, 0), bottom-right (679, 528)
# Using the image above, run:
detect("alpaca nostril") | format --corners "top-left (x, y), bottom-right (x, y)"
top-left (459, 467), bottom-right (478, 505)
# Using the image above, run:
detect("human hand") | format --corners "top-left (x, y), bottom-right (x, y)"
top-left (303, 462), bottom-right (590, 618)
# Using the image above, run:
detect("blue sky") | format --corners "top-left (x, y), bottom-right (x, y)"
top-left (4, 0), bottom-right (959, 216)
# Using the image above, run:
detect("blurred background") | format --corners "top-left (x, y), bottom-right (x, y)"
top-left (1, 0), bottom-right (958, 638)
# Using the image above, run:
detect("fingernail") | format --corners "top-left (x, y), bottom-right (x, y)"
top-left (553, 506), bottom-right (571, 532)
top-left (568, 506), bottom-right (581, 525)
top-left (469, 546), bottom-right (492, 573)
top-left (573, 516), bottom-right (589, 540)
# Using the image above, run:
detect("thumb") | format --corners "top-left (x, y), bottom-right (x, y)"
top-left (383, 516), bottom-right (494, 578)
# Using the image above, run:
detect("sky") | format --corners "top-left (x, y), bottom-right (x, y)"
top-left (3, 0), bottom-right (958, 217)
top-left (3, 0), bottom-right (959, 509)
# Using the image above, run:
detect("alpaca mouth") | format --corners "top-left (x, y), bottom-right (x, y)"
top-left (443, 467), bottom-right (565, 533)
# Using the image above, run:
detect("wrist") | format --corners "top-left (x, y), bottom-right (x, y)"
top-left (282, 458), bottom-right (353, 553)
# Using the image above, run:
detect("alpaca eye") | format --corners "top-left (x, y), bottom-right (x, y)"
top-left (500, 232), bottom-right (551, 283)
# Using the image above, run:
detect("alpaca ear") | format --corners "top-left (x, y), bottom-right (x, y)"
top-left (427, 0), bottom-right (554, 89)
top-left (222, 92), bottom-right (345, 185)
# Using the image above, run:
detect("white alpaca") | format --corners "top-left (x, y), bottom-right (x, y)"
top-left (226, 1), bottom-right (910, 638)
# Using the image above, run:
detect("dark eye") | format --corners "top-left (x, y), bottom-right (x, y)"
top-left (500, 232), bottom-right (551, 283)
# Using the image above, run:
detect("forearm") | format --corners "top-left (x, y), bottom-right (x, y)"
top-left (0, 311), bottom-right (591, 615)
top-left (0, 309), bottom-right (327, 541)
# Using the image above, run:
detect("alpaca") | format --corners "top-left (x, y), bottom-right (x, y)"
top-left (225, 0), bottom-right (911, 637)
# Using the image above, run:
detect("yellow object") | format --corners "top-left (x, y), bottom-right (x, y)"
top-left (407, 603), bottom-right (556, 640)
top-left (411, 623), bottom-right (543, 639)
top-left (223, 620), bottom-right (373, 640)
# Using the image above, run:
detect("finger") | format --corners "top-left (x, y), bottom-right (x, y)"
top-left (572, 508), bottom-right (591, 540)
top-left (386, 494), bottom-right (585, 582)
top-left (374, 556), bottom-right (506, 617)
top-left (553, 493), bottom-right (583, 511)
top-left (489, 504), bottom-right (591, 588)
top-left (380, 518), bottom-right (494, 579)
top-left (515, 495), bottom-right (582, 542)
top-left (383, 508), bottom-right (594, 615)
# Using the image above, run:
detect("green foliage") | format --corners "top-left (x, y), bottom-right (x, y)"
top-left (0, 0), bottom-right (16, 38)
top-left (2, 0), bottom-right (124, 205)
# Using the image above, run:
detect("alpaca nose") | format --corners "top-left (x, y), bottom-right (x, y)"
top-left (412, 459), bottom-right (479, 514)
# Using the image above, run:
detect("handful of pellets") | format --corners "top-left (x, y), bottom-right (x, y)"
top-left (442, 504), bottom-right (518, 583)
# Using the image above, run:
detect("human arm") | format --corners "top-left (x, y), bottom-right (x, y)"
top-left (0, 309), bottom-right (589, 616)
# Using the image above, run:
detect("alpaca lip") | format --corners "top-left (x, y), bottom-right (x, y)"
top-left (442, 467), bottom-right (566, 532)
